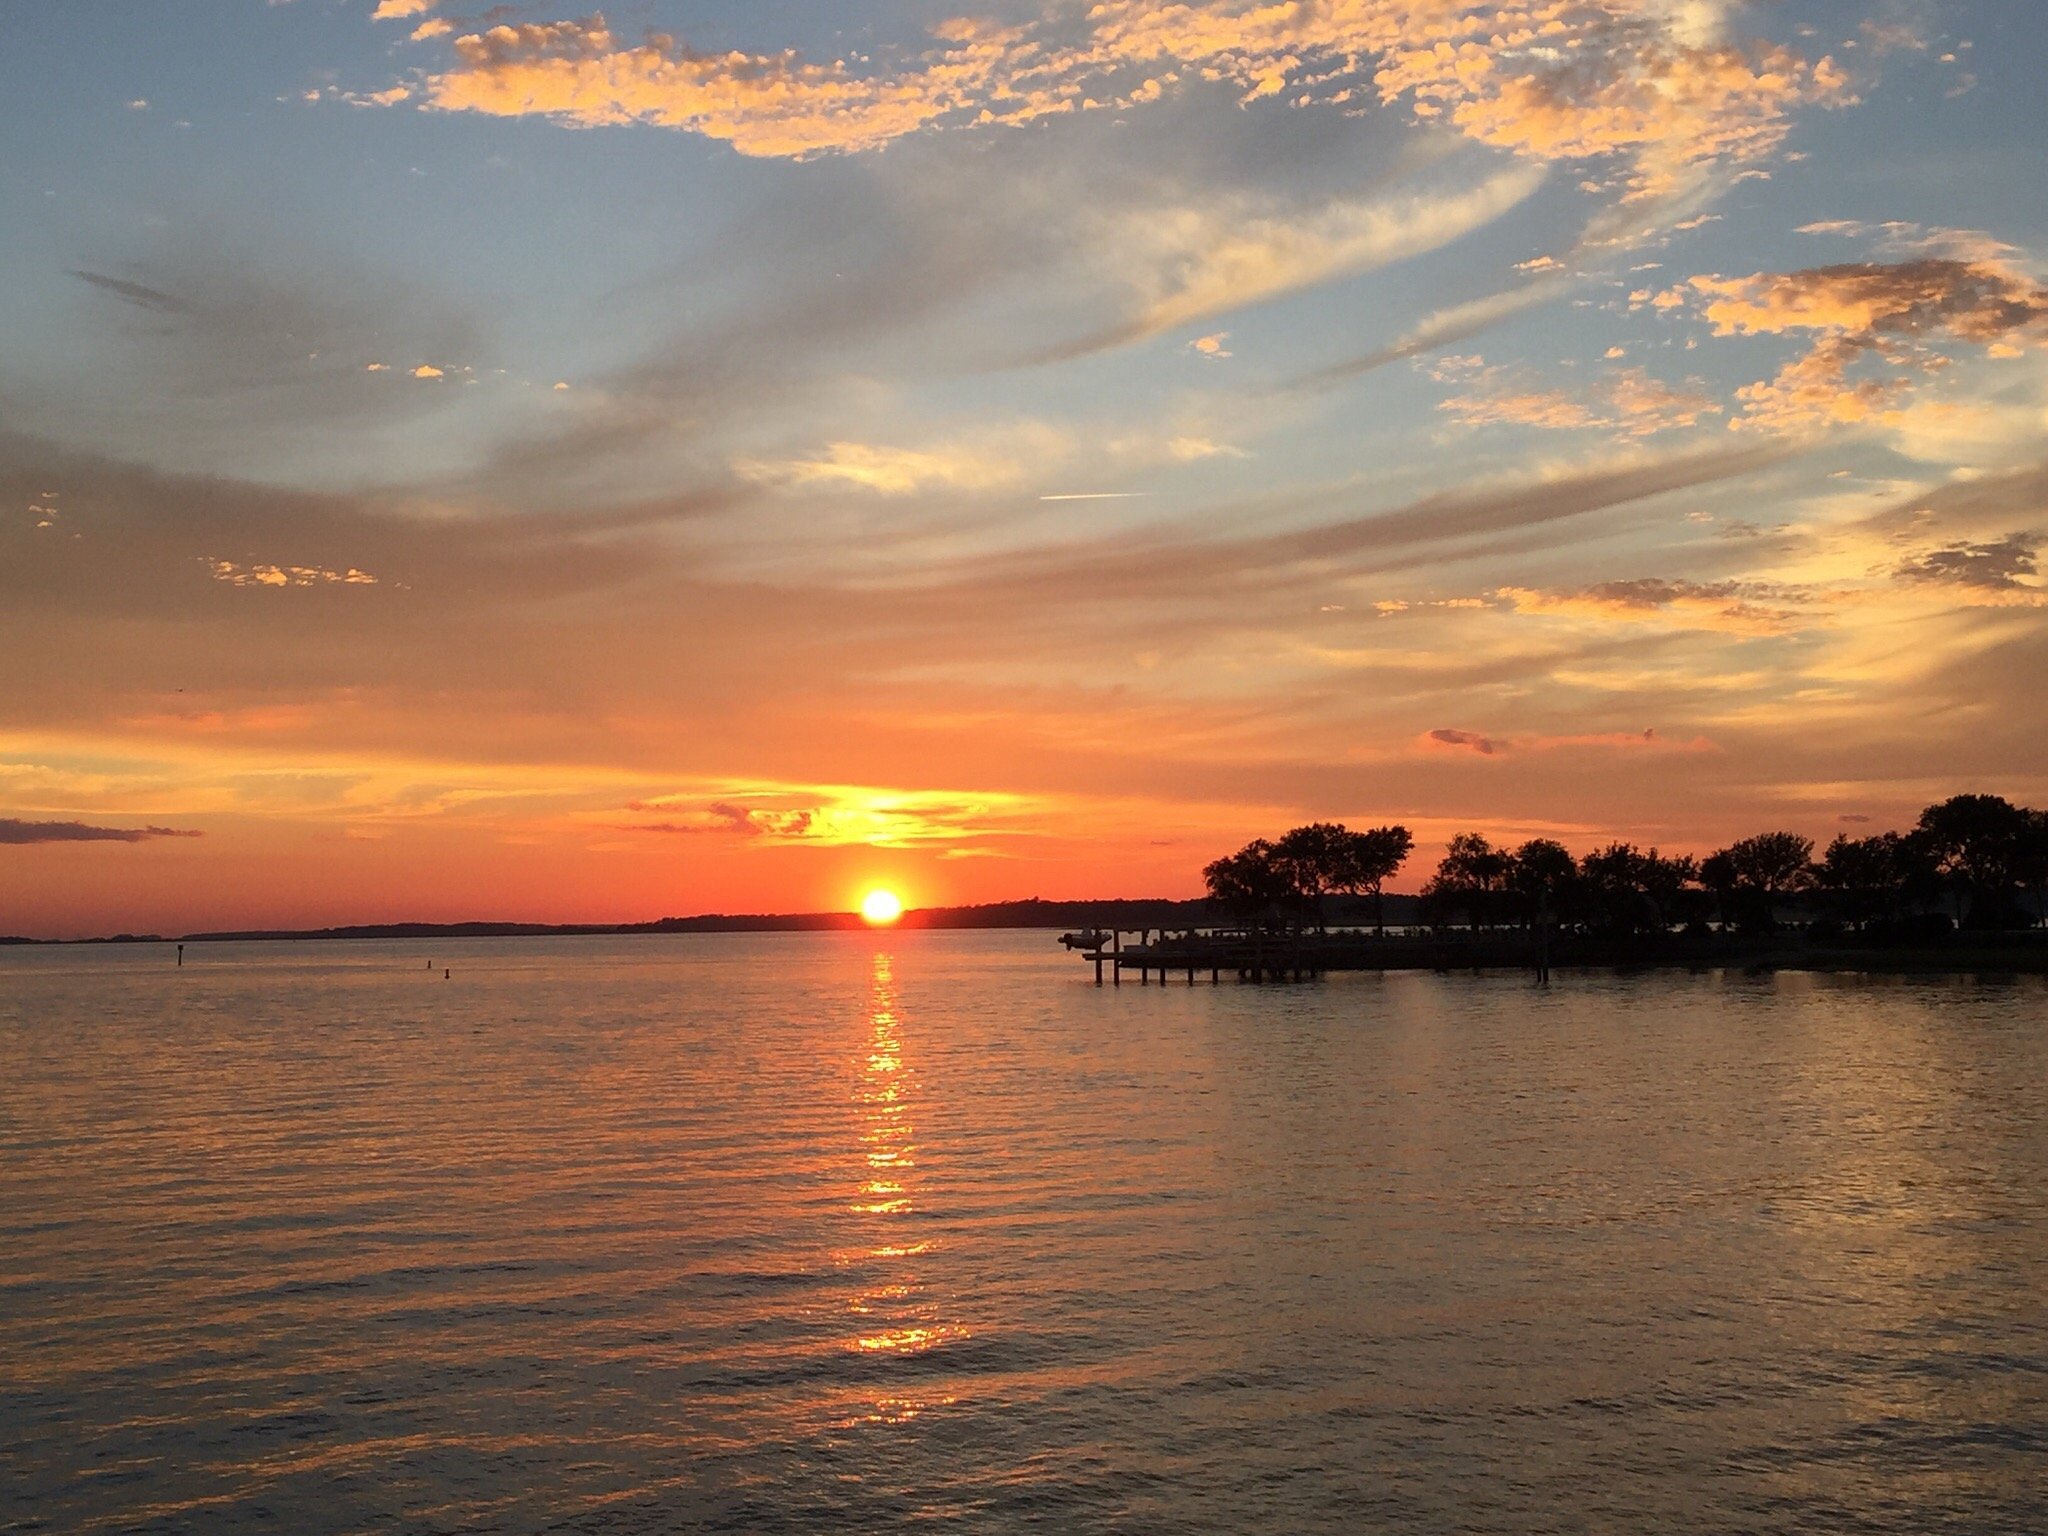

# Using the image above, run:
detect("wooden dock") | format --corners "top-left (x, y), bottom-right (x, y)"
top-left (1061, 925), bottom-right (2048, 983)
top-left (1059, 926), bottom-right (1550, 984)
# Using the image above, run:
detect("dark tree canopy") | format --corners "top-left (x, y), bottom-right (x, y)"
top-left (1201, 839), bottom-right (1295, 920)
top-left (1204, 823), bottom-right (1414, 929)
top-left (1208, 792), bottom-right (2045, 940)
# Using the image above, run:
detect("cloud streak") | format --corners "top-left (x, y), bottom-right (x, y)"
top-left (0, 819), bottom-right (202, 844)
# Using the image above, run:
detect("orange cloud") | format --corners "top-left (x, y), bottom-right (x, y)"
top-left (1687, 259), bottom-right (2048, 343)
top-left (1384, 29), bottom-right (1849, 196)
top-left (613, 784), bottom-right (1037, 848)
top-left (1438, 361), bottom-right (1722, 436)
top-left (207, 560), bottom-right (378, 588)
top-left (422, 17), bottom-right (1021, 158)
top-left (402, 2), bottom-right (1847, 193)
top-left (1671, 256), bottom-right (2048, 432)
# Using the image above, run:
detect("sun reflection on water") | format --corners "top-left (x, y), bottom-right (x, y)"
top-left (840, 951), bottom-right (967, 1367)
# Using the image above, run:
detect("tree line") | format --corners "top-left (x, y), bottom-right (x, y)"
top-left (1203, 822), bottom-right (1414, 934)
top-left (1203, 794), bottom-right (2048, 937)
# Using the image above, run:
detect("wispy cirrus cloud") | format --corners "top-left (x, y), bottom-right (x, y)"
top-left (1423, 726), bottom-right (1703, 757)
top-left (1495, 578), bottom-right (1803, 635)
top-left (615, 784), bottom-right (1036, 848)
top-left (1434, 357), bottom-right (1722, 437)
top-left (1056, 163), bottom-right (1546, 356)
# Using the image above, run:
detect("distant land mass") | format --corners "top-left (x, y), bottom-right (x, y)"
top-left (5, 895), bottom-right (1423, 947)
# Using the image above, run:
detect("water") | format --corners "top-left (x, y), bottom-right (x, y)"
top-left (3, 932), bottom-right (2044, 1533)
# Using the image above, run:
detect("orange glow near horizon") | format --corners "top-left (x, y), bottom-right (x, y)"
top-left (860, 888), bottom-right (904, 925)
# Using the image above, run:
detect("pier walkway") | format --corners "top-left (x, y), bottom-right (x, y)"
top-left (1058, 926), bottom-right (1551, 984)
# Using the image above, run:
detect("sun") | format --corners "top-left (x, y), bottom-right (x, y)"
top-left (860, 888), bottom-right (904, 925)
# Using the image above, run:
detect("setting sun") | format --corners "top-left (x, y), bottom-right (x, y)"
top-left (860, 888), bottom-right (904, 925)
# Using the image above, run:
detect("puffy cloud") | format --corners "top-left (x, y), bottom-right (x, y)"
top-left (401, 2), bottom-right (1847, 193)
top-left (1189, 331), bottom-right (1232, 359)
top-left (1085, 0), bottom-right (1848, 195)
top-left (371, 0), bottom-right (437, 19)
top-left (1894, 534), bottom-right (2041, 592)
top-left (0, 819), bottom-right (201, 844)
top-left (1380, 23), bottom-right (1849, 197)
top-left (421, 16), bottom-right (1010, 158)
top-left (1668, 256), bottom-right (2048, 433)
top-left (1687, 260), bottom-right (2048, 344)
top-left (207, 560), bottom-right (378, 588)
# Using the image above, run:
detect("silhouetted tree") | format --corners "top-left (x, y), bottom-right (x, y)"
top-left (1698, 849), bottom-right (1738, 930)
top-left (1344, 825), bottom-right (1415, 936)
top-left (1203, 839), bottom-right (1295, 926)
top-left (1713, 831), bottom-right (1814, 931)
top-left (1816, 831), bottom-right (1936, 930)
top-left (1275, 823), bottom-right (1352, 931)
top-left (1425, 833), bottom-right (1513, 930)
top-left (1508, 838), bottom-right (1577, 930)
top-left (1577, 844), bottom-right (1695, 936)
top-left (1917, 793), bottom-right (2030, 927)
top-left (1209, 822), bottom-right (1415, 934)
top-left (2020, 810), bottom-right (2048, 927)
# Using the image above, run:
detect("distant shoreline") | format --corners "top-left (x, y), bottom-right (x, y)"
top-left (5, 902), bottom-right (2047, 976)
top-left (0, 896), bottom-right (1237, 947)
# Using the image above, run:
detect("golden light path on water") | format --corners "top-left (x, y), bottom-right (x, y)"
top-left (836, 950), bottom-right (965, 1422)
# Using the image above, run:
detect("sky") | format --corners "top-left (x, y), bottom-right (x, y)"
top-left (4, 0), bottom-right (2047, 936)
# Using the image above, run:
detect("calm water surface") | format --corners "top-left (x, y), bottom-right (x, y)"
top-left (2, 933), bottom-right (2044, 1532)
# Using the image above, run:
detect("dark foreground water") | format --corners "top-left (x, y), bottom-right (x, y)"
top-left (2, 933), bottom-right (2044, 1534)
